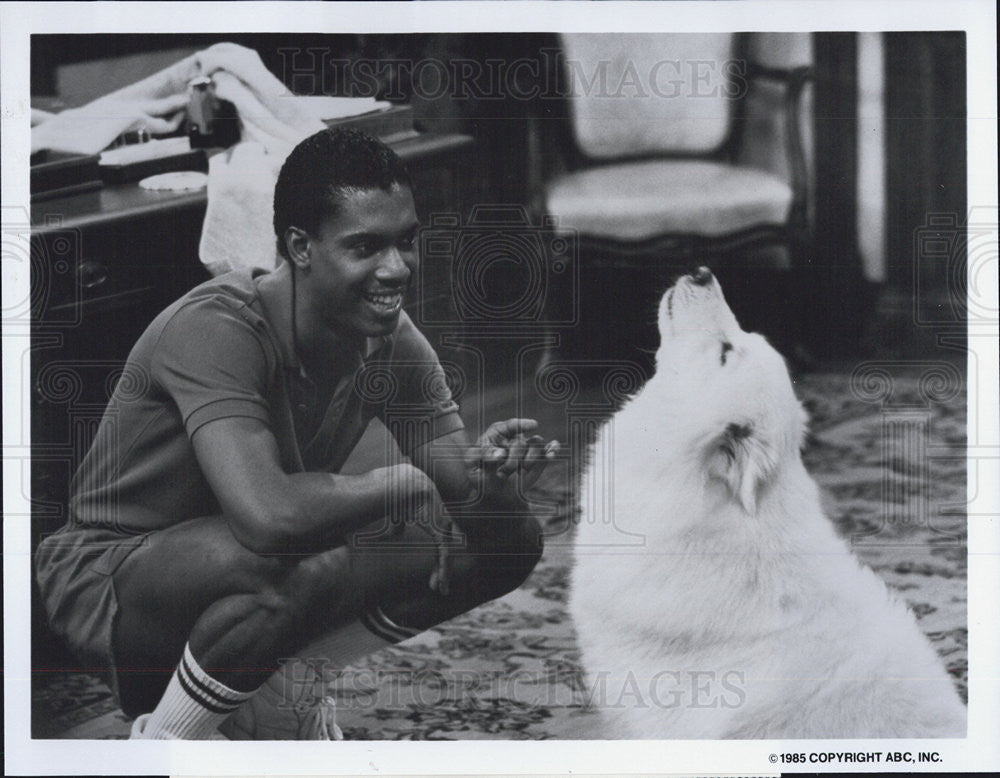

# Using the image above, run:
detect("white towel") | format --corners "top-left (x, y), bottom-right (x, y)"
top-left (32, 41), bottom-right (388, 274)
top-left (195, 47), bottom-right (389, 274)
top-left (199, 142), bottom-right (286, 276)
top-left (194, 45), bottom-right (325, 275)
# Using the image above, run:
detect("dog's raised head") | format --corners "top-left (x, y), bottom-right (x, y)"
top-left (653, 268), bottom-right (808, 514)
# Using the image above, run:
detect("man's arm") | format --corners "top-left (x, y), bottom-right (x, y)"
top-left (407, 420), bottom-right (557, 536)
top-left (381, 315), bottom-right (555, 517)
top-left (376, 422), bottom-right (551, 629)
top-left (191, 416), bottom-right (436, 556)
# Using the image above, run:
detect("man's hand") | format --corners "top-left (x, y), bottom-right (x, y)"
top-left (360, 464), bottom-right (456, 595)
top-left (465, 418), bottom-right (560, 499)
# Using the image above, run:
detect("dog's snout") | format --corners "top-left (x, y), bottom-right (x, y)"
top-left (691, 266), bottom-right (714, 286)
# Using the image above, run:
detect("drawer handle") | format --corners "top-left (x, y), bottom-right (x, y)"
top-left (77, 260), bottom-right (109, 289)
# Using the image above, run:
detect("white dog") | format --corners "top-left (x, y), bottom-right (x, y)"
top-left (569, 268), bottom-right (966, 739)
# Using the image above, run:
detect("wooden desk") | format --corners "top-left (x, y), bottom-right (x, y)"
top-left (33, 132), bottom-right (475, 233)
top-left (31, 132), bottom-right (475, 311)
top-left (30, 131), bottom-right (476, 542)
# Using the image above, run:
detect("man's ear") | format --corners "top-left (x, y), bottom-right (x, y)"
top-left (706, 421), bottom-right (777, 514)
top-left (284, 226), bottom-right (311, 271)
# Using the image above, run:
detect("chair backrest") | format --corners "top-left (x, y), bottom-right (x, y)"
top-left (559, 33), bottom-right (738, 160)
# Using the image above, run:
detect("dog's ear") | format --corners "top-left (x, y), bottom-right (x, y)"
top-left (706, 421), bottom-right (778, 514)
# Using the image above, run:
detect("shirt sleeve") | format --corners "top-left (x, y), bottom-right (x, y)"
top-left (150, 297), bottom-right (273, 438)
top-left (375, 312), bottom-right (465, 455)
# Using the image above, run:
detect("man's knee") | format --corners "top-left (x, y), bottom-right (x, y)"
top-left (226, 544), bottom-right (355, 642)
top-left (279, 544), bottom-right (355, 618)
top-left (463, 512), bottom-right (544, 601)
top-left (189, 565), bottom-right (347, 669)
top-left (239, 587), bottom-right (302, 638)
top-left (177, 517), bottom-right (352, 617)
top-left (115, 519), bottom-right (352, 651)
top-left (499, 512), bottom-right (544, 588)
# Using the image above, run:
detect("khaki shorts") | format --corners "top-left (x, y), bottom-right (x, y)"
top-left (35, 525), bottom-right (151, 701)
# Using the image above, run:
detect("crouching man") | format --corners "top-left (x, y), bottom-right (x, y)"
top-left (35, 128), bottom-right (556, 739)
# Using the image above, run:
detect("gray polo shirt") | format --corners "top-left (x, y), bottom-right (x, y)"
top-left (63, 268), bottom-right (464, 535)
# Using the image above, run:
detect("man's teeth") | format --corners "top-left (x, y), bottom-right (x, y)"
top-left (364, 292), bottom-right (402, 308)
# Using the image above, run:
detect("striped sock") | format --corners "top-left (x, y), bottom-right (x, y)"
top-left (137, 643), bottom-right (256, 740)
top-left (361, 604), bottom-right (423, 645)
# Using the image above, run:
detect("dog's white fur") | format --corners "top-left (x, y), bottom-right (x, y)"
top-left (570, 271), bottom-right (966, 739)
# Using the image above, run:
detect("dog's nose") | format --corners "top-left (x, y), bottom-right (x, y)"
top-left (691, 266), bottom-right (713, 286)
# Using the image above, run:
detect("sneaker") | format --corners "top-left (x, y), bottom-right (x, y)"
top-left (302, 696), bottom-right (344, 740)
top-left (128, 713), bottom-right (153, 739)
top-left (129, 713), bottom-right (227, 740)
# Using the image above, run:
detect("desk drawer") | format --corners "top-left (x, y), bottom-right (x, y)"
top-left (31, 233), bottom-right (163, 322)
top-left (32, 208), bottom-right (209, 322)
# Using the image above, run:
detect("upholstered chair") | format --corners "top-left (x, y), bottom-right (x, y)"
top-left (530, 33), bottom-right (814, 369)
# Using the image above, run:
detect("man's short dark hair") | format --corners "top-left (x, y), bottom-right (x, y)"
top-left (273, 127), bottom-right (412, 260)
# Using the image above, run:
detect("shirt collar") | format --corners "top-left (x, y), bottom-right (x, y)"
top-left (365, 335), bottom-right (391, 360)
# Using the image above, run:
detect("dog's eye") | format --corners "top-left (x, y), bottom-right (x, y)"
top-left (720, 341), bottom-right (733, 365)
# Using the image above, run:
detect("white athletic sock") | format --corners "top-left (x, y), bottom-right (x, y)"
top-left (133, 643), bottom-right (256, 740)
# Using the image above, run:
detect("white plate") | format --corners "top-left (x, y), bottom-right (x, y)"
top-left (138, 171), bottom-right (209, 191)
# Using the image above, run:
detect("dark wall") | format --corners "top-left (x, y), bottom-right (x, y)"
top-left (810, 31), bottom-right (967, 358)
top-left (885, 32), bottom-right (967, 311)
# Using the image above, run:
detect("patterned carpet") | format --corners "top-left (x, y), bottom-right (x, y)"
top-left (31, 363), bottom-right (968, 739)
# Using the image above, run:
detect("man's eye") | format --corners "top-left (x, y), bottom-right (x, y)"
top-left (720, 341), bottom-right (733, 365)
top-left (399, 231), bottom-right (418, 251)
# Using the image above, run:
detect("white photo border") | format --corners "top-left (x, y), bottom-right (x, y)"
top-left (3, 1), bottom-right (998, 774)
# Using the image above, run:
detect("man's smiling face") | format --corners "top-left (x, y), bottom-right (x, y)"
top-left (303, 184), bottom-right (420, 340)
